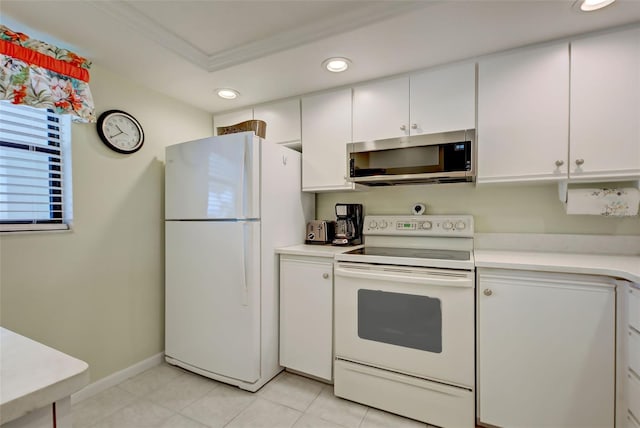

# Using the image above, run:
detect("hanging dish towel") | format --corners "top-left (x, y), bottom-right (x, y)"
top-left (565, 188), bottom-right (640, 216)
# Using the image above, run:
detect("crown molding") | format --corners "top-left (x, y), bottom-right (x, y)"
top-left (204, 2), bottom-right (433, 72)
top-left (88, 1), bottom-right (433, 72)
top-left (88, 1), bottom-right (210, 69)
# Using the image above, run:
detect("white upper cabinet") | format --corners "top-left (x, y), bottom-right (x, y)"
top-left (353, 64), bottom-right (476, 143)
top-left (570, 27), bottom-right (640, 181)
top-left (477, 43), bottom-right (570, 184)
top-left (410, 62), bottom-right (476, 135)
top-left (301, 88), bottom-right (356, 192)
top-left (213, 109), bottom-right (253, 135)
top-left (253, 98), bottom-right (301, 146)
top-left (353, 77), bottom-right (409, 142)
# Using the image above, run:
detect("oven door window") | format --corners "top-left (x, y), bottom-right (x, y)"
top-left (357, 289), bottom-right (442, 353)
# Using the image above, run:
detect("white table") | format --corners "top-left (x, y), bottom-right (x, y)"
top-left (1, 328), bottom-right (89, 427)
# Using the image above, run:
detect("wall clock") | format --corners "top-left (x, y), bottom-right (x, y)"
top-left (96, 110), bottom-right (144, 154)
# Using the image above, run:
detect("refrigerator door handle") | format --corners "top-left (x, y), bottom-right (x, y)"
top-left (241, 140), bottom-right (247, 219)
top-left (240, 221), bottom-right (249, 306)
top-left (241, 136), bottom-right (259, 219)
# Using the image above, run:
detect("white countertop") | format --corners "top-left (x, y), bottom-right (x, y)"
top-left (276, 244), bottom-right (364, 258)
top-left (277, 235), bottom-right (640, 282)
top-left (475, 250), bottom-right (640, 283)
top-left (0, 327), bottom-right (89, 425)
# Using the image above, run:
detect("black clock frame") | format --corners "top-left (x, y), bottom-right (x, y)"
top-left (96, 110), bottom-right (145, 154)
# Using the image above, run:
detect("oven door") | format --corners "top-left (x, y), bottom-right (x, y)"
top-left (334, 261), bottom-right (474, 388)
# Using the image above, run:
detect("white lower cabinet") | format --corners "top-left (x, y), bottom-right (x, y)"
top-left (477, 268), bottom-right (615, 428)
top-left (279, 255), bottom-right (333, 381)
top-left (626, 284), bottom-right (640, 427)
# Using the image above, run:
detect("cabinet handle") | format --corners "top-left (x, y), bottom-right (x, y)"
top-left (575, 159), bottom-right (585, 166)
top-left (400, 125), bottom-right (407, 131)
top-left (322, 273), bottom-right (329, 279)
top-left (411, 123), bottom-right (418, 130)
top-left (555, 160), bottom-right (564, 167)
top-left (483, 289), bottom-right (492, 296)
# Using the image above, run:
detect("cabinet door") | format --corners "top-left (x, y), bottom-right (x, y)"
top-left (477, 269), bottom-right (615, 428)
top-left (301, 89), bottom-right (355, 192)
top-left (410, 62), bottom-right (476, 135)
top-left (570, 27), bottom-right (640, 180)
top-left (630, 286), bottom-right (640, 333)
top-left (353, 77), bottom-right (409, 142)
top-left (213, 109), bottom-right (253, 135)
top-left (280, 257), bottom-right (333, 381)
top-left (253, 98), bottom-right (301, 145)
top-left (630, 373), bottom-right (640, 425)
top-left (477, 43), bottom-right (569, 183)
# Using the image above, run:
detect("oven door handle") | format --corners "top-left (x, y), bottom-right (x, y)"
top-left (334, 264), bottom-right (473, 287)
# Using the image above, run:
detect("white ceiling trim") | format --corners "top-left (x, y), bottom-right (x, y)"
top-left (203, 2), bottom-right (435, 72)
top-left (88, 1), bottom-right (210, 68)
top-left (88, 1), bottom-right (434, 73)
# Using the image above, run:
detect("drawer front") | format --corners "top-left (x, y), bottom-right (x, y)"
top-left (631, 328), bottom-right (640, 376)
top-left (630, 287), bottom-right (640, 332)
top-left (334, 359), bottom-right (474, 428)
top-left (629, 371), bottom-right (640, 421)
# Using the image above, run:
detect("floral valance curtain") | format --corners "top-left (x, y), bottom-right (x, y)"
top-left (0, 25), bottom-right (95, 122)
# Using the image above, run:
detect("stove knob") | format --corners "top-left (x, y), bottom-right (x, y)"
top-left (443, 221), bottom-right (454, 230)
top-left (421, 221), bottom-right (432, 230)
top-left (368, 220), bottom-right (378, 229)
top-left (378, 220), bottom-right (388, 229)
top-left (455, 221), bottom-right (466, 230)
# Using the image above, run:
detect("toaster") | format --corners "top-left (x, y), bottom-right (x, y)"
top-left (305, 220), bottom-right (335, 244)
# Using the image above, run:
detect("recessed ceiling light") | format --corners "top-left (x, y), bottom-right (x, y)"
top-left (322, 57), bottom-right (351, 73)
top-left (216, 88), bottom-right (239, 99)
top-left (578, 0), bottom-right (616, 11)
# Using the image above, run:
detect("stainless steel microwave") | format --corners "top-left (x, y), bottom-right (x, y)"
top-left (347, 129), bottom-right (475, 186)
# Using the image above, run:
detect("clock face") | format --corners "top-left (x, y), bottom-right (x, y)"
top-left (97, 110), bottom-right (144, 154)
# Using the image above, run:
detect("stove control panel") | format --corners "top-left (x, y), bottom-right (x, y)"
top-left (364, 215), bottom-right (473, 237)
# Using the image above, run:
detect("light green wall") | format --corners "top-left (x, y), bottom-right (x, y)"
top-left (317, 183), bottom-right (640, 235)
top-left (0, 65), bottom-right (213, 382)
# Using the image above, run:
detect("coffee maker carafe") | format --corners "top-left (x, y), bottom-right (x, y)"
top-left (332, 203), bottom-right (363, 246)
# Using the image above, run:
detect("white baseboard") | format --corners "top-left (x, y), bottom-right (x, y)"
top-left (71, 352), bottom-right (164, 404)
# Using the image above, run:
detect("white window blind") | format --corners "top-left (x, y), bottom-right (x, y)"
top-left (0, 101), bottom-right (73, 232)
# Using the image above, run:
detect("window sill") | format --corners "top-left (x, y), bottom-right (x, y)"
top-left (0, 224), bottom-right (72, 235)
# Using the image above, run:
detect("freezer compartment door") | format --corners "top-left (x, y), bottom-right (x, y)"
top-left (165, 220), bottom-right (261, 383)
top-left (165, 132), bottom-right (260, 220)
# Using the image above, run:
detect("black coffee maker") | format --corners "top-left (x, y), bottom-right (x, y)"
top-left (332, 203), bottom-right (363, 246)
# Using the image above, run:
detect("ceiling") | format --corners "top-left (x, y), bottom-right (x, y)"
top-left (2, 1), bottom-right (640, 114)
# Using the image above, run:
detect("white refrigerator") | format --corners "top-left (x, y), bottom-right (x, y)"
top-left (164, 131), bottom-right (314, 391)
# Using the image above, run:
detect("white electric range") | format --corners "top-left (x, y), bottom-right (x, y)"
top-left (333, 215), bottom-right (475, 428)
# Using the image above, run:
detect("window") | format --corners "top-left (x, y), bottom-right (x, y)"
top-left (0, 101), bottom-right (72, 232)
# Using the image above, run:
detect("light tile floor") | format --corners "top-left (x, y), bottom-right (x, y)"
top-left (72, 363), bottom-right (430, 428)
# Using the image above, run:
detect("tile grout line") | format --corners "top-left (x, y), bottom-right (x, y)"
top-left (357, 407), bottom-right (371, 428)
top-left (220, 394), bottom-right (258, 428)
